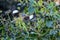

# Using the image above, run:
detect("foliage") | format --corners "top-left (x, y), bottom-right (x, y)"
top-left (0, 0), bottom-right (60, 40)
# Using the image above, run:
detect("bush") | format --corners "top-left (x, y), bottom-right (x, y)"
top-left (0, 0), bottom-right (60, 40)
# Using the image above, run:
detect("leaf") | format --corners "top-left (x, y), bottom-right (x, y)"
top-left (49, 30), bottom-right (58, 35)
top-left (56, 37), bottom-right (60, 40)
top-left (46, 21), bottom-right (53, 28)
top-left (42, 38), bottom-right (48, 40)
top-left (47, 2), bottom-right (54, 9)
top-left (28, 6), bottom-right (35, 14)
top-left (38, 0), bottom-right (43, 6)
top-left (29, 0), bottom-right (35, 6)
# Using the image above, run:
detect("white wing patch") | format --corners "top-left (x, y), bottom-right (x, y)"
top-left (29, 15), bottom-right (34, 20)
top-left (12, 10), bottom-right (19, 14)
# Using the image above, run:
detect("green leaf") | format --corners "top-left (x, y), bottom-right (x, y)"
top-left (28, 6), bottom-right (35, 14)
top-left (46, 21), bottom-right (53, 28)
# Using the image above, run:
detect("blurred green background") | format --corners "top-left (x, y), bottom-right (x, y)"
top-left (0, 0), bottom-right (60, 40)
